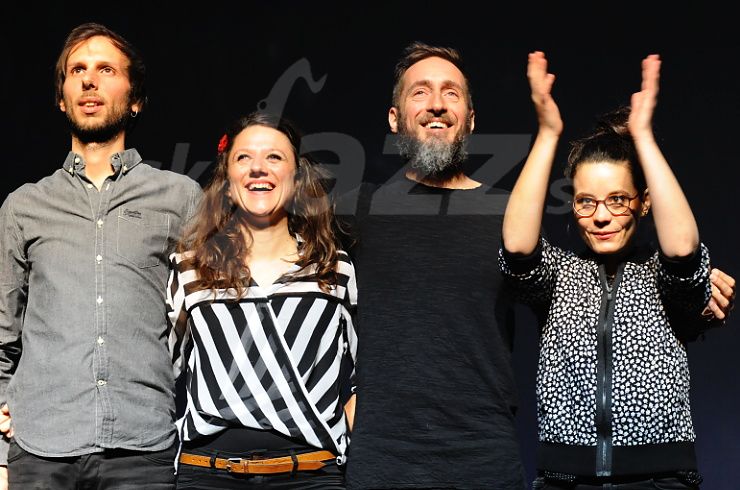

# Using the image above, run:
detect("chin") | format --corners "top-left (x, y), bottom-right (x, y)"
top-left (585, 239), bottom-right (619, 255)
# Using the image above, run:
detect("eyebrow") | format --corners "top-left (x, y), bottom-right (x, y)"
top-left (232, 148), bottom-right (289, 155)
top-left (66, 59), bottom-right (120, 69)
top-left (575, 190), bottom-right (634, 198)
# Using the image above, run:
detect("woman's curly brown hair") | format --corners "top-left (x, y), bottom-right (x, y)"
top-left (178, 112), bottom-right (340, 296)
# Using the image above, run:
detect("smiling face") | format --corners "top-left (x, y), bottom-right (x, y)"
top-left (389, 56), bottom-right (474, 143)
top-left (226, 125), bottom-right (298, 228)
top-left (572, 162), bottom-right (650, 262)
top-left (59, 36), bottom-right (137, 145)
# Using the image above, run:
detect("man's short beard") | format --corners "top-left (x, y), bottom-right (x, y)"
top-left (396, 118), bottom-right (471, 179)
top-left (67, 106), bottom-right (130, 145)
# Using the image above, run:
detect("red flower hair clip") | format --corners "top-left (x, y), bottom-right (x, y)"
top-left (217, 134), bottom-right (228, 155)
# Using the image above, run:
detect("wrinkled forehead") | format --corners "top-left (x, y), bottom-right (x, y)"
top-left (66, 36), bottom-right (129, 69)
top-left (571, 161), bottom-right (639, 195)
top-left (402, 57), bottom-right (469, 95)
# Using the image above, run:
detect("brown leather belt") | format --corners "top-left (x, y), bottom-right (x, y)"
top-left (179, 450), bottom-right (336, 474)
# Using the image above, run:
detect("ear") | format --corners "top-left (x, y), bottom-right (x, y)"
top-left (640, 188), bottom-right (651, 216)
top-left (131, 102), bottom-right (140, 114)
top-left (469, 109), bottom-right (475, 133)
top-left (388, 107), bottom-right (399, 133)
top-left (59, 98), bottom-right (67, 113)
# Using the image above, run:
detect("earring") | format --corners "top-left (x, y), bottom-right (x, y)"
top-left (131, 110), bottom-right (138, 118)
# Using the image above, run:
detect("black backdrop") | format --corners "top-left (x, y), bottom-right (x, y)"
top-left (3, 3), bottom-right (738, 488)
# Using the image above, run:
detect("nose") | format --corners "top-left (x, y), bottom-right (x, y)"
top-left (82, 71), bottom-right (97, 90)
top-left (591, 201), bottom-right (612, 223)
top-left (249, 156), bottom-right (267, 175)
top-left (427, 91), bottom-right (447, 115)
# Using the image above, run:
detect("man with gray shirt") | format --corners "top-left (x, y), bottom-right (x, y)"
top-left (0, 23), bottom-right (201, 489)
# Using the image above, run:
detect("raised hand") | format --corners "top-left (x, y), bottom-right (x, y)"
top-left (503, 51), bottom-right (562, 255)
top-left (629, 54), bottom-right (661, 141)
top-left (527, 51), bottom-right (563, 137)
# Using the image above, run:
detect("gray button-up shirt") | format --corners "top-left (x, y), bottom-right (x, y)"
top-left (0, 149), bottom-right (202, 462)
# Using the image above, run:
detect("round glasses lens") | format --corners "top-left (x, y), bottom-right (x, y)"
top-left (575, 201), bottom-right (594, 216)
top-left (606, 203), bottom-right (628, 214)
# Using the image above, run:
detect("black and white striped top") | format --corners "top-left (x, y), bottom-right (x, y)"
top-left (167, 250), bottom-right (357, 460)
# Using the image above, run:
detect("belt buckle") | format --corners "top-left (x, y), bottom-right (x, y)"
top-left (225, 457), bottom-right (249, 474)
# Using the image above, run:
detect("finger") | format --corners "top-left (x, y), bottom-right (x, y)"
top-left (711, 284), bottom-right (731, 309)
top-left (711, 268), bottom-right (737, 292)
top-left (527, 54), bottom-right (545, 91)
top-left (642, 54), bottom-right (661, 93)
top-left (703, 300), bottom-right (725, 321)
top-left (710, 275), bottom-right (735, 306)
top-left (527, 51), bottom-right (543, 77)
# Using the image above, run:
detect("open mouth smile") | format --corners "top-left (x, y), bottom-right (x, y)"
top-left (424, 121), bottom-right (450, 129)
top-left (247, 182), bottom-right (275, 192)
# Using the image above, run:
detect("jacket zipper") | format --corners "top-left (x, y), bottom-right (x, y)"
top-left (595, 264), bottom-right (622, 476)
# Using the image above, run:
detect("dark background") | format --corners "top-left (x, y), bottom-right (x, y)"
top-left (3, 3), bottom-right (738, 488)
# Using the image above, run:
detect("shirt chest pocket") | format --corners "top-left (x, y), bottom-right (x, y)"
top-left (116, 209), bottom-right (171, 268)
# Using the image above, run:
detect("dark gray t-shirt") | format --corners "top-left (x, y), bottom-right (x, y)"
top-left (338, 178), bottom-right (526, 490)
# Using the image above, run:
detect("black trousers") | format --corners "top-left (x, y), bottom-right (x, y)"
top-left (175, 459), bottom-right (344, 490)
top-left (533, 473), bottom-right (702, 489)
top-left (7, 438), bottom-right (177, 490)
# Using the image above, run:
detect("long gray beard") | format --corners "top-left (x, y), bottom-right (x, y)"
top-left (396, 132), bottom-right (469, 178)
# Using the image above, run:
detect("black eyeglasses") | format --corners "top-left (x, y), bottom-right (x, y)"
top-left (571, 193), bottom-right (640, 217)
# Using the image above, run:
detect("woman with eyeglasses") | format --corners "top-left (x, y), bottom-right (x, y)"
top-left (499, 52), bottom-right (717, 489)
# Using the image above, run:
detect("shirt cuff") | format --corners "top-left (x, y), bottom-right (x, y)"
top-left (501, 240), bottom-right (543, 275)
top-left (658, 246), bottom-right (703, 278)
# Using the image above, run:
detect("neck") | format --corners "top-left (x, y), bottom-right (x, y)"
top-left (406, 167), bottom-right (481, 189)
top-left (243, 220), bottom-right (298, 262)
top-left (600, 245), bottom-right (635, 276)
top-left (71, 132), bottom-right (127, 188)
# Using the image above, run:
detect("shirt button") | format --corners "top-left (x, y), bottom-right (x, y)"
top-left (97, 296), bottom-right (103, 305)
top-left (74, 157), bottom-right (81, 164)
top-left (97, 337), bottom-right (104, 345)
top-left (87, 184), bottom-right (93, 189)
top-left (97, 380), bottom-right (107, 386)
top-left (97, 219), bottom-right (104, 227)
top-left (96, 255), bottom-right (103, 263)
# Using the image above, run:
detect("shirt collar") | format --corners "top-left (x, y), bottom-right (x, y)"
top-left (62, 148), bottom-right (143, 177)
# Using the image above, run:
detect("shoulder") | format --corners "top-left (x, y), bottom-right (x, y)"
top-left (540, 237), bottom-right (575, 260)
top-left (336, 249), bottom-right (355, 271)
top-left (336, 182), bottom-right (382, 216)
top-left (337, 249), bottom-right (354, 266)
top-left (2, 171), bottom-right (67, 209)
top-left (133, 164), bottom-right (202, 191)
top-left (170, 250), bottom-right (195, 262)
top-left (170, 250), bottom-right (197, 268)
top-left (169, 251), bottom-right (200, 285)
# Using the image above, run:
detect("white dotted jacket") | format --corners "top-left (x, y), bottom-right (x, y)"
top-left (499, 239), bottom-right (711, 475)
